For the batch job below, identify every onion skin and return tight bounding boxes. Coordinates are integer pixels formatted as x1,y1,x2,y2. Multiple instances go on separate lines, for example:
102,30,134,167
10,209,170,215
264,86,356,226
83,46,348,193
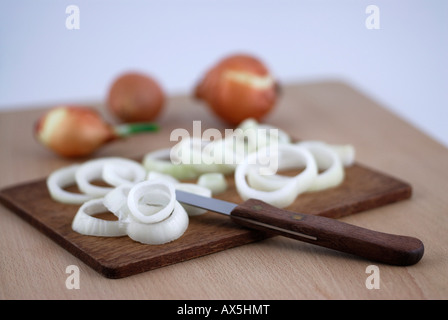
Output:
107,72,165,123
194,54,278,125
35,106,115,158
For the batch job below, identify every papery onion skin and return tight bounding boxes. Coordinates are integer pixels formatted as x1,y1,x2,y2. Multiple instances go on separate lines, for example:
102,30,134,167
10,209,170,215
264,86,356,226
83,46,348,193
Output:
35,106,115,158
194,54,278,125
35,105,159,158
107,72,165,123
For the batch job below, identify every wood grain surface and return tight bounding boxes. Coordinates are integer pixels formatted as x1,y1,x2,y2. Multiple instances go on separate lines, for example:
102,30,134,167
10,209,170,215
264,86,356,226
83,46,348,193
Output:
0,162,411,278
1,81,447,299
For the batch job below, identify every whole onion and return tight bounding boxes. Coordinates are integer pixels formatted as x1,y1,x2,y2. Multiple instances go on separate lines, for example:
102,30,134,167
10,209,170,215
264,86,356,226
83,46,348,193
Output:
194,54,279,125
35,105,158,158
107,72,165,123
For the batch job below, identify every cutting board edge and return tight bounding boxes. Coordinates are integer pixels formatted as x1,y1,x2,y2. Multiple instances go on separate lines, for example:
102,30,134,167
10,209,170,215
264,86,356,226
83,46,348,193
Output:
0,184,270,279
101,230,270,279
0,162,414,279
318,181,412,219
0,189,109,276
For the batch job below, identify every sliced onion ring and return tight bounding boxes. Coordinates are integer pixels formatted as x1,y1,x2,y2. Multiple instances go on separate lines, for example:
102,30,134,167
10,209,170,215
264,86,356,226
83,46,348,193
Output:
102,160,146,187
127,180,176,224
46,164,93,204
142,148,199,180
235,144,318,208
103,183,133,221
294,141,355,168
146,171,212,216
71,198,127,237
147,171,180,185
75,157,142,197
297,141,344,191
248,142,344,193
197,172,228,195
329,144,355,167
126,201,189,245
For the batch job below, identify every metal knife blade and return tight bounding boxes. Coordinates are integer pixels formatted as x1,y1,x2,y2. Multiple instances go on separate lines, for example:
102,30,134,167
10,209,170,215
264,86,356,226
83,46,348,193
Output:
175,190,237,215
176,189,317,240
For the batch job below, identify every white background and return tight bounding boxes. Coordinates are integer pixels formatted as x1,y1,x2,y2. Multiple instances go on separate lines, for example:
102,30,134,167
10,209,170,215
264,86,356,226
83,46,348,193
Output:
0,0,447,147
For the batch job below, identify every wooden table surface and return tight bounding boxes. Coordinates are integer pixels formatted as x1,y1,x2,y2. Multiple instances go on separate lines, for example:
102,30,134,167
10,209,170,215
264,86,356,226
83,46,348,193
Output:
1,81,447,299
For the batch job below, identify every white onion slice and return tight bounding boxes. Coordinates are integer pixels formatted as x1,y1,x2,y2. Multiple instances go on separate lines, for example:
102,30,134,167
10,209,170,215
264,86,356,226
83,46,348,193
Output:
127,180,176,224
329,144,356,167
102,160,146,187
71,198,127,237
103,183,133,221
248,142,345,193
75,157,141,197
173,137,236,175
295,142,344,191
142,148,199,180
147,171,180,185
175,183,212,216
46,164,94,204
236,118,291,153
237,118,259,132
235,144,318,208
147,171,212,215
294,141,355,167
55,122,355,245
127,201,189,245
257,124,291,145
197,173,228,195
246,167,289,192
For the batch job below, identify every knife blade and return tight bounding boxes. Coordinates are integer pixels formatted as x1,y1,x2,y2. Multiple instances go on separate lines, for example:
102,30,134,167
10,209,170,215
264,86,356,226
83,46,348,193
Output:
175,190,424,266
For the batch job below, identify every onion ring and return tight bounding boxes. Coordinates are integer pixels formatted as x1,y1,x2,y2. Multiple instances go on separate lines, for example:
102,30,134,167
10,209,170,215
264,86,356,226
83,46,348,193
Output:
46,164,93,204
197,172,228,195
235,144,317,208
102,160,146,187
142,148,199,180
75,157,143,197
295,141,344,191
71,198,127,237
126,201,189,245
147,171,180,185
103,183,133,221
127,180,176,224
248,142,344,193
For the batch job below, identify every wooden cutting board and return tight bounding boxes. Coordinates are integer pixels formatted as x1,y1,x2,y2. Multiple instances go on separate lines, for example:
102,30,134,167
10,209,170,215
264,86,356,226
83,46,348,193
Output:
0,161,411,279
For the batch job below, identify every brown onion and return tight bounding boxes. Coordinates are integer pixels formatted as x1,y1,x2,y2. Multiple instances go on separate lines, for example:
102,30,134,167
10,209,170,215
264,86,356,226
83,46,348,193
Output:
107,72,165,123
194,54,278,125
35,105,158,158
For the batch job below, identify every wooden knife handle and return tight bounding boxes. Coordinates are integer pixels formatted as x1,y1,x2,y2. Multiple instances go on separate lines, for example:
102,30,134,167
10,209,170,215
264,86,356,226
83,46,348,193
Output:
231,199,424,266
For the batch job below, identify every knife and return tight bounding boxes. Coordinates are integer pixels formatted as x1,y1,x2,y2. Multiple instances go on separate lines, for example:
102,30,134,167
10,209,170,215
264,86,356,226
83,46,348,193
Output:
175,190,424,266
